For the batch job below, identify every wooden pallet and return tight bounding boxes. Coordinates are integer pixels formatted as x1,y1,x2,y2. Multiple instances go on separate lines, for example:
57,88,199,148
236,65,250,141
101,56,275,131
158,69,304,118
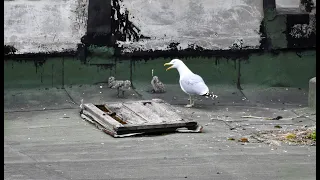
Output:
80,99,202,137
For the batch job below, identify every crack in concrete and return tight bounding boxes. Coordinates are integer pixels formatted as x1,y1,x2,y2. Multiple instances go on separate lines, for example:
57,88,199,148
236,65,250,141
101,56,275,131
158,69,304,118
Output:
62,88,78,106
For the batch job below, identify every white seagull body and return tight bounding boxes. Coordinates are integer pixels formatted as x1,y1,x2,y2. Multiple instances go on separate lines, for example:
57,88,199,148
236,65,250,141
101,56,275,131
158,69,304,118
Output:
164,59,217,107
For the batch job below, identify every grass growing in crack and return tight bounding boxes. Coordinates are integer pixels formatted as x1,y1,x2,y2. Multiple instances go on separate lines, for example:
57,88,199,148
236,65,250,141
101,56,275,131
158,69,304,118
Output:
307,130,316,140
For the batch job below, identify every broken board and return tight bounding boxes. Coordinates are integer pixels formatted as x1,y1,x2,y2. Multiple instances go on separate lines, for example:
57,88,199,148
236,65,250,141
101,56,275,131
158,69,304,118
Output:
80,99,203,137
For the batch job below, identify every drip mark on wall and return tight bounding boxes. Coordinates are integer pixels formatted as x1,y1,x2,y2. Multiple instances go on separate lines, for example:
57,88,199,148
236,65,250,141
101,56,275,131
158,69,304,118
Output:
111,0,150,43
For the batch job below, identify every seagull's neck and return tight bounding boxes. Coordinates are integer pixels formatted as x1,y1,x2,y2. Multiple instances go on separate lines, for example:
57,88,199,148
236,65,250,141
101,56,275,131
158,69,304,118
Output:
176,63,193,77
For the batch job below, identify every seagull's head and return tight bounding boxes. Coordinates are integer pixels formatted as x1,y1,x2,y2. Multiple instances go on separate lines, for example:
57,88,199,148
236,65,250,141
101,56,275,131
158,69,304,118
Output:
164,59,183,71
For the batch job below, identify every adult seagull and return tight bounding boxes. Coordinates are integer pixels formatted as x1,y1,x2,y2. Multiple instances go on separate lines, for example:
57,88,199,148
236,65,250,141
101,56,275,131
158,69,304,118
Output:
164,59,218,108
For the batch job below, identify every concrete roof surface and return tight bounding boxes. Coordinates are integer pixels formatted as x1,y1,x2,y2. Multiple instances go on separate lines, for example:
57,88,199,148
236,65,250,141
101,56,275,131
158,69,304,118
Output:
4,83,316,180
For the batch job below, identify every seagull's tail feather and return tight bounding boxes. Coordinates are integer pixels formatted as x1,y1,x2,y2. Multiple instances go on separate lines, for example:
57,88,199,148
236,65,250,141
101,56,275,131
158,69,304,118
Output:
201,92,218,99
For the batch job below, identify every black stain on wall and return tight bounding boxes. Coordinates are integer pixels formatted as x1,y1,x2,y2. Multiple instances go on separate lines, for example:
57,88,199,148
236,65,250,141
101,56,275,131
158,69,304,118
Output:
34,59,46,74
118,48,257,61
77,43,88,64
4,45,17,56
111,0,150,43
167,42,181,51
81,0,150,47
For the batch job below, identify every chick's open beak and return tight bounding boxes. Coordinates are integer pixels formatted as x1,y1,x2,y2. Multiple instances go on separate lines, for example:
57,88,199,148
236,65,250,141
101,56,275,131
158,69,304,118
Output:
164,63,173,71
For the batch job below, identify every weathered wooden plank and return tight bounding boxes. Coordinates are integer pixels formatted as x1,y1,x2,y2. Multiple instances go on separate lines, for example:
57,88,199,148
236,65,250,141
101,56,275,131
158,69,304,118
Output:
117,122,198,135
105,103,148,125
123,102,162,123
82,103,123,129
122,102,165,124
122,121,197,129
146,100,183,122
80,113,117,137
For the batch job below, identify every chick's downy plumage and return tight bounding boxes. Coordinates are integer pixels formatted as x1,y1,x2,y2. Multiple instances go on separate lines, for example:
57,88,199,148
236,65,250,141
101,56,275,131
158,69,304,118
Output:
107,76,132,97
151,76,166,93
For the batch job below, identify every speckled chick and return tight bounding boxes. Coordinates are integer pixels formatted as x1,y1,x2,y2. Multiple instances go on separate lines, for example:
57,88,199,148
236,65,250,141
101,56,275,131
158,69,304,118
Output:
151,76,166,93
107,76,131,97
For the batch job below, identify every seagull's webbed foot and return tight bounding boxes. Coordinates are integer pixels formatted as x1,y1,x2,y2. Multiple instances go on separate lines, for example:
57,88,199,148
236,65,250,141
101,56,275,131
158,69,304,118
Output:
185,104,194,108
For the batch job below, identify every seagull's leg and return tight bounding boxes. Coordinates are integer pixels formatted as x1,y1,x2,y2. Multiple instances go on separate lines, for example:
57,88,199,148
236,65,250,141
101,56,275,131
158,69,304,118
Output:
191,95,195,106
185,95,193,108
122,90,125,97
117,88,120,97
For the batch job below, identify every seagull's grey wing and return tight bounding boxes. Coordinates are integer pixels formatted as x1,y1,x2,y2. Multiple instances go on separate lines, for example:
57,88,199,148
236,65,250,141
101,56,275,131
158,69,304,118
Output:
180,74,209,95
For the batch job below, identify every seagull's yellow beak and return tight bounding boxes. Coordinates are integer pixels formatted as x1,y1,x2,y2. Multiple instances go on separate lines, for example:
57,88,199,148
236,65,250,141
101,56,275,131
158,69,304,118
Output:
164,63,173,71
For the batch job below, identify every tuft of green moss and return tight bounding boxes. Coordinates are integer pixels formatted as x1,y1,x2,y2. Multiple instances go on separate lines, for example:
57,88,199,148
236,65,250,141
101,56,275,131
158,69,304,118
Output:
308,131,316,140
286,133,296,139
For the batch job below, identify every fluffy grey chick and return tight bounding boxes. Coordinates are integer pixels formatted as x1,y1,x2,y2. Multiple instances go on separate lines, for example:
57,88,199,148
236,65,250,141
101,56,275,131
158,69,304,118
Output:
118,80,131,97
151,76,166,93
107,76,131,97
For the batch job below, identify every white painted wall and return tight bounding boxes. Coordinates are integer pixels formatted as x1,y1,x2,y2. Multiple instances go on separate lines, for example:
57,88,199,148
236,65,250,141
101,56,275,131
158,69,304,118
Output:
4,0,88,54
117,0,264,52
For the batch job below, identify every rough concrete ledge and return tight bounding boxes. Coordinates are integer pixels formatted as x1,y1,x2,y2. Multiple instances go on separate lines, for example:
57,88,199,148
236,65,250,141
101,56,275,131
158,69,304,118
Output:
308,77,316,110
